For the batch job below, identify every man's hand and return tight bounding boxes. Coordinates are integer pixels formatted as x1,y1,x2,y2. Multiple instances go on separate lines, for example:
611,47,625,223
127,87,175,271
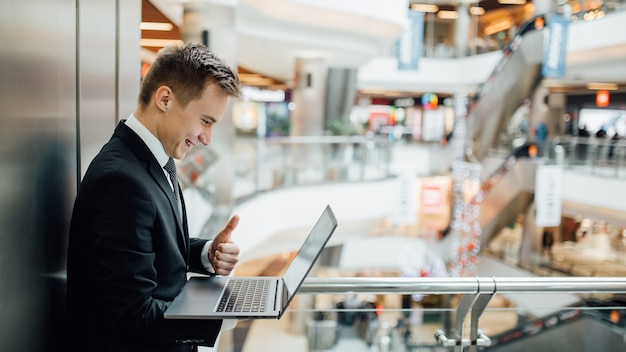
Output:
209,215,240,276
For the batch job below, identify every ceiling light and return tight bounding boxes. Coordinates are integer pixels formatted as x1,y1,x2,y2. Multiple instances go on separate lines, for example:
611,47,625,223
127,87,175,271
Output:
469,6,485,15
484,18,512,35
438,10,459,20
360,89,391,96
410,4,439,13
140,39,184,48
140,22,174,31
238,73,264,79
241,77,276,85
549,87,570,93
587,82,618,90
498,0,527,4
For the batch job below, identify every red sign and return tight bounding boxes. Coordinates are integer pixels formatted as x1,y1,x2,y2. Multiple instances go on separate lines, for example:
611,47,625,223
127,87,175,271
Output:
596,90,610,107
422,184,444,214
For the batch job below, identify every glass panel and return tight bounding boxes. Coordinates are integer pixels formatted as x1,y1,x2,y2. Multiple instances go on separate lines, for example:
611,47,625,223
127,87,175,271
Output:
182,135,393,201
221,292,626,351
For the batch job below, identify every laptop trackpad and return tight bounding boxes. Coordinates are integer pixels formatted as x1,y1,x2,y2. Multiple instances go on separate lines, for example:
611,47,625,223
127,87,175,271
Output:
165,276,229,319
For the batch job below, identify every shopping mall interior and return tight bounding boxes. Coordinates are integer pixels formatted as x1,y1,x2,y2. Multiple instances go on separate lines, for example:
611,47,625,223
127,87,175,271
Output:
2,0,626,351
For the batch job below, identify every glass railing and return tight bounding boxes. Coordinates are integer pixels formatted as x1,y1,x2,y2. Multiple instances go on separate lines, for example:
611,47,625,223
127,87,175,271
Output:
236,135,393,192
230,134,626,197
544,136,626,178
179,132,626,210
486,136,626,178
224,276,626,352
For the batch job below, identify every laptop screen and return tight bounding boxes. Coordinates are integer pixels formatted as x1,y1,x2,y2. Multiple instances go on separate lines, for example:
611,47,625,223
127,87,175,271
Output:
281,205,337,308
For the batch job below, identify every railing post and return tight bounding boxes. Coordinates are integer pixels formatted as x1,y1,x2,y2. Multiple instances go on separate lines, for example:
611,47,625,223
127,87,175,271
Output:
433,276,494,351
454,293,478,351
468,277,496,351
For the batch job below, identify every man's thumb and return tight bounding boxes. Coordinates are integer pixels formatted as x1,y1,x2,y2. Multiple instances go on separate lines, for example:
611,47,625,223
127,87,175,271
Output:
220,215,239,241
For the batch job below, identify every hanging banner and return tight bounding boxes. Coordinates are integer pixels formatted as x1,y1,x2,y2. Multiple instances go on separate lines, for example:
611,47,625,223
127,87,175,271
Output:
421,107,445,142
393,171,417,225
542,14,569,78
397,10,424,71
535,165,563,227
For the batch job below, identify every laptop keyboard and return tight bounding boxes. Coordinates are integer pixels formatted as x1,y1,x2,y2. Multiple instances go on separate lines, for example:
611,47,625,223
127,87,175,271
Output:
216,278,271,313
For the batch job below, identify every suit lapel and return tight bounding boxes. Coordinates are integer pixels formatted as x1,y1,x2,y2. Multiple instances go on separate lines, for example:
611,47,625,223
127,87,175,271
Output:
114,121,189,257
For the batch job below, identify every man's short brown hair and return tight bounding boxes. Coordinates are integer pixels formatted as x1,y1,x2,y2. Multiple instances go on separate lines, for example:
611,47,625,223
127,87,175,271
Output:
139,43,241,108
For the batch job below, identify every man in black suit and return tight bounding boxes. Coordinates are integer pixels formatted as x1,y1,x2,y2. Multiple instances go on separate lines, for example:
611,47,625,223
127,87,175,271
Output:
67,43,241,352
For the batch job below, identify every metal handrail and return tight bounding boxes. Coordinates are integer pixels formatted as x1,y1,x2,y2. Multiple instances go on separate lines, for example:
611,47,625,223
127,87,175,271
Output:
300,276,626,351
300,277,480,294
300,276,626,295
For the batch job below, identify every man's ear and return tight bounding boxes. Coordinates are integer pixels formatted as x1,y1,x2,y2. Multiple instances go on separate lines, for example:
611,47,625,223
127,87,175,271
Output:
155,86,172,112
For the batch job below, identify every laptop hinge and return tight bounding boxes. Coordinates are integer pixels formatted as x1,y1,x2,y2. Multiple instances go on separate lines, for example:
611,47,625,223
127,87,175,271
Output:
281,280,288,309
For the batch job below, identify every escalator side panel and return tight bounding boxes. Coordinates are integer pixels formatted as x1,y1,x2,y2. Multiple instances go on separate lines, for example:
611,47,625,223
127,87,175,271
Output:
481,191,533,246
479,159,537,244
485,314,626,352
471,29,545,159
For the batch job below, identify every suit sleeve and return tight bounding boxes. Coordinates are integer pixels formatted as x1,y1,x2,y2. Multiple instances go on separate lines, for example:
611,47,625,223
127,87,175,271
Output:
189,238,216,274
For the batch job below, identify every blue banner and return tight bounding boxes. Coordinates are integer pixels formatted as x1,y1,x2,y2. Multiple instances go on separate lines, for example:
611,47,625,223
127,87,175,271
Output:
542,14,569,78
397,10,424,71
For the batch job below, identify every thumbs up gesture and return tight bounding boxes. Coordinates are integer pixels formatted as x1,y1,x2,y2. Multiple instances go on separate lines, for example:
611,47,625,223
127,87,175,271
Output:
209,215,241,276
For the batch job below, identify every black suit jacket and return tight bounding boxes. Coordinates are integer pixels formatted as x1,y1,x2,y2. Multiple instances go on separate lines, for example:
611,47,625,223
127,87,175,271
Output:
67,121,222,352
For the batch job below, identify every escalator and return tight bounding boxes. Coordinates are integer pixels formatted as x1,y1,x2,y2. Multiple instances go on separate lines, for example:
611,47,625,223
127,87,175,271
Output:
455,145,626,350
434,144,539,256
438,147,538,278
467,138,626,251
467,16,546,161
433,13,626,349
477,151,537,245
446,13,626,244
484,298,626,351
432,18,548,241
463,11,626,161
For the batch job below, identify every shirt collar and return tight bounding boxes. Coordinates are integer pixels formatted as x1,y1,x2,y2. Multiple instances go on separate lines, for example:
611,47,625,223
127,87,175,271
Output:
125,114,170,168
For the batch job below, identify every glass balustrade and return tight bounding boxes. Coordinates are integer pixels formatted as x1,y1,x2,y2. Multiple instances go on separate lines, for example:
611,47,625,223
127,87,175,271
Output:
222,276,626,352
486,136,626,178
180,134,394,201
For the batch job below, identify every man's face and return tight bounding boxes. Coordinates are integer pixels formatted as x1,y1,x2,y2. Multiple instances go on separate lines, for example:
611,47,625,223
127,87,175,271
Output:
159,83,229,160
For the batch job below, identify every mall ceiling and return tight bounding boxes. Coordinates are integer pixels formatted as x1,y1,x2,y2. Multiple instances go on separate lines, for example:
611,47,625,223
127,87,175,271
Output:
142,0,626,95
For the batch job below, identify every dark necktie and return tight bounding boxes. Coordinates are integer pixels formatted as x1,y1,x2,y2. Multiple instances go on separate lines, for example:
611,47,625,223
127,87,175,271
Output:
164,157,182,217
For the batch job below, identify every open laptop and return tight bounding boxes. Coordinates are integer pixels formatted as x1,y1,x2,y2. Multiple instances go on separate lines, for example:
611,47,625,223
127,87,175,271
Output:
164,205,337,320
